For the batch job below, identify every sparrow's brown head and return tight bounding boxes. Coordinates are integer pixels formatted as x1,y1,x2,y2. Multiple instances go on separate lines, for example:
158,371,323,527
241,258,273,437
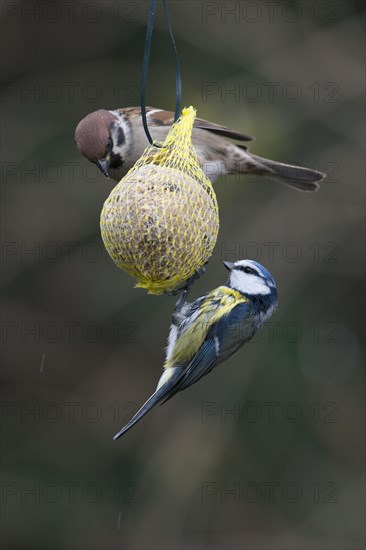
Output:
75,109,117,177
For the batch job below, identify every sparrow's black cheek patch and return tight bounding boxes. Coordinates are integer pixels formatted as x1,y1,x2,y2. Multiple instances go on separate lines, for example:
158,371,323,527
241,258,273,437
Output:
110,154,123,169
116,126,125,146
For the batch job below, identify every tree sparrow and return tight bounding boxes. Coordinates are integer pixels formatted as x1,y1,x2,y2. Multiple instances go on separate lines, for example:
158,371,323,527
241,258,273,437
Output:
75,107,325,191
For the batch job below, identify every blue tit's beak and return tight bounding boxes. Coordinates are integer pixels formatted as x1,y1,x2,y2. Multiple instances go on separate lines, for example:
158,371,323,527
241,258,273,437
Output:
223,261,234,271
97,156,110,178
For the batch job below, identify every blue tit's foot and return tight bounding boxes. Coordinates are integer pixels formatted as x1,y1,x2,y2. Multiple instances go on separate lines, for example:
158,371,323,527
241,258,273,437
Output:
165,265,207,298
171,267,206,321
184,265,206,293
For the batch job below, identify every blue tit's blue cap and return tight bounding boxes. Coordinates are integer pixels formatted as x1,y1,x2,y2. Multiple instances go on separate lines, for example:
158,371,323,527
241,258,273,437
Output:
248,260,276,286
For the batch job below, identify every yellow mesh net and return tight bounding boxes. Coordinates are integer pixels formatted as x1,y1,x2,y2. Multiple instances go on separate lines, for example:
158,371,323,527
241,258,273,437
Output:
100,106,219,294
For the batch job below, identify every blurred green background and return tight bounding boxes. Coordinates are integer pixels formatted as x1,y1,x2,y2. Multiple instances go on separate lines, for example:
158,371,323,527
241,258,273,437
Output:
1,1,365,549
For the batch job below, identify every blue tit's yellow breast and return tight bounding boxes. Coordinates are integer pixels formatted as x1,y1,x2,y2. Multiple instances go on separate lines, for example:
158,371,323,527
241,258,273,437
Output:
165,286,248,368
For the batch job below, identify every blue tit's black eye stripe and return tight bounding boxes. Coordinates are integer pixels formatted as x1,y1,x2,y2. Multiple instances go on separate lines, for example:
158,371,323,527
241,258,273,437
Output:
236,265,258,275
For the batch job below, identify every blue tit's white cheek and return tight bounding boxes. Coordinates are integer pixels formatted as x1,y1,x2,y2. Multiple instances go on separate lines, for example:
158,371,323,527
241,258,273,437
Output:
230,270,270,295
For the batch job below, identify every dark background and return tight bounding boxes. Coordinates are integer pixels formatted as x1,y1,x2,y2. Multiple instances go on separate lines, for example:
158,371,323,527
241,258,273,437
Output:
1,1,365,549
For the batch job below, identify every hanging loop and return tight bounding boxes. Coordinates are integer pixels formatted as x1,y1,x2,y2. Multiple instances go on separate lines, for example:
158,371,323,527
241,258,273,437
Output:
140,0,182,145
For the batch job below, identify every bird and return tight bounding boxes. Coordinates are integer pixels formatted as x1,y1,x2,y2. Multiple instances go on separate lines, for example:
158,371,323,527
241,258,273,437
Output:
113,258,278,439
75,106,325,191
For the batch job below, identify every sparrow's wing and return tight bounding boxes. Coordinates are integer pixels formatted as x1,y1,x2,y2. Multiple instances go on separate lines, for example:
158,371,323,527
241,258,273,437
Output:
131,107,255,143
193,118,254,143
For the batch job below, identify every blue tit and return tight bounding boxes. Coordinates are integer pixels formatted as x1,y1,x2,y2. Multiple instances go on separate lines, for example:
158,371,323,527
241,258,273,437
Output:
113,259,278,440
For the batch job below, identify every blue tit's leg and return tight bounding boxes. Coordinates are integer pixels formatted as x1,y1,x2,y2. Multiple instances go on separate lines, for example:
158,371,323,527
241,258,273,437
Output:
171,264,208,323
173,289,189,316
186,265,206,289
164,265,207,298
171,288,190,326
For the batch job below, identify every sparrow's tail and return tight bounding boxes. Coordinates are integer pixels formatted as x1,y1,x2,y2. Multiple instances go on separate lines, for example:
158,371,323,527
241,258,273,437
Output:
234,147,326,192
113,367,182,440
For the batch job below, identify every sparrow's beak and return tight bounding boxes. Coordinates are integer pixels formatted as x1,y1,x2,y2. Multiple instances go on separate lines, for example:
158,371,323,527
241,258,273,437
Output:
223,261,234,271
97,156,110,178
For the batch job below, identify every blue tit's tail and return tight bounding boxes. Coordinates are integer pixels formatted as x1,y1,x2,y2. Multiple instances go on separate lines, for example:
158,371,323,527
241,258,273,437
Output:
113,367,182,440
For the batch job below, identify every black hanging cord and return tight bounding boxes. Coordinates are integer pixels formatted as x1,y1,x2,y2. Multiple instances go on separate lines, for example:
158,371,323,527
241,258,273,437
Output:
140,0,156,145
162,0,182,122
140,0,182,145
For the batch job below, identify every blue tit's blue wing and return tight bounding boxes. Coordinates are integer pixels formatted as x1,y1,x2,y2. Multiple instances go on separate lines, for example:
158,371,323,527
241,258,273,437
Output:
212,299,256,357
162,300,252,401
